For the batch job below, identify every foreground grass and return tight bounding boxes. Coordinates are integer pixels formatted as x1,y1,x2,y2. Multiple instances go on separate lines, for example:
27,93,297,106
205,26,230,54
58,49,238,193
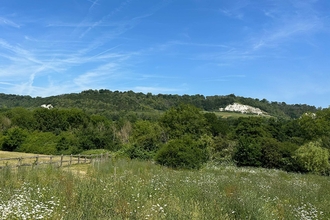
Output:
1,159,329,219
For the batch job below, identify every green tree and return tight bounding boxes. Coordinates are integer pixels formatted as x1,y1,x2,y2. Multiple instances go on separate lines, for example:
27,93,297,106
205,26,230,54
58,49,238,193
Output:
234,117,271,139
20,131,58,155
294,141,330,175
208,136,236,165
125,120,164,160
233,137,262,167
1,127,27,151
260,138,282,169
0,115,11,132
204,113,229,136
56,131,80,155
131,120,164,152
5,107,35,130
155,135,208,169
159,104,209,140
278,141,300,172
33,108,69,132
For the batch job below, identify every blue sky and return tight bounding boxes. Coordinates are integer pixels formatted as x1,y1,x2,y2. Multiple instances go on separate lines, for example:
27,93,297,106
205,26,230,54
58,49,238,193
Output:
0,0,329,107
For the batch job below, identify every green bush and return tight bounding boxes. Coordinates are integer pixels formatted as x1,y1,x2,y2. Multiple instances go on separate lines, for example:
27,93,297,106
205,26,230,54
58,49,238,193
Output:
1,127,27,151
294,141,330,175
155,135,207,169
278,141,300,172
260,138,282,169
56,132,80,155
207,136,236,165
19,131,58,155
233,137,262,167
124,143,155,160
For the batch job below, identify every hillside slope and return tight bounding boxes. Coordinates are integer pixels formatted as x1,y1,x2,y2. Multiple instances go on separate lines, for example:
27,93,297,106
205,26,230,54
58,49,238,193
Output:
0,89,318,118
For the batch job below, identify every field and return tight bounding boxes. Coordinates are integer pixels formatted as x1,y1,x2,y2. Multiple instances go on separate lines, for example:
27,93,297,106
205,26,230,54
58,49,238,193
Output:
1,151,329,220
0,151,91,168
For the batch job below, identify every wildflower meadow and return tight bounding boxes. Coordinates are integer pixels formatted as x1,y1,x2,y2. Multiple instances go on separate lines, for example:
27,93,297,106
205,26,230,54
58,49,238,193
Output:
1,158,329,219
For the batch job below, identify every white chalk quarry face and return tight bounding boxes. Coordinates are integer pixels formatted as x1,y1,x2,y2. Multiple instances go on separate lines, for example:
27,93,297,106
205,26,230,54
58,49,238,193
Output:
40,104,53,109
219,103,264,115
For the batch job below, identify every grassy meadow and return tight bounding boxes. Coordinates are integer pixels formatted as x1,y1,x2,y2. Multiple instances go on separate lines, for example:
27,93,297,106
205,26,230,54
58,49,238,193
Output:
1,155,329,220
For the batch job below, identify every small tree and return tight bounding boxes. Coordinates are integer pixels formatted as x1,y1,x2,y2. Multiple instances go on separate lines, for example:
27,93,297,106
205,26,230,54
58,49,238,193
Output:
294,141,330,175
159,104,209,140
233,137,262,167
2,127,27,151
155,135,207,169
260,138,282,169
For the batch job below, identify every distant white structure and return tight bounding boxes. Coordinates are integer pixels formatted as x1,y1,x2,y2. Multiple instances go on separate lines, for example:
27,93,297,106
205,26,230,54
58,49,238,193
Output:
41,104,54,109
301,112,316,119
220,103,264,115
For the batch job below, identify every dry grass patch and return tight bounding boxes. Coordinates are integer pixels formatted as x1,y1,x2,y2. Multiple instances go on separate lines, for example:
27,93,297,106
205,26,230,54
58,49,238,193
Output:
0,150,88,167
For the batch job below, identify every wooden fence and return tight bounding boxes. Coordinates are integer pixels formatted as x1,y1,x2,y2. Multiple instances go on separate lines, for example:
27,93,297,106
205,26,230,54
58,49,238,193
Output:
0,153,109,169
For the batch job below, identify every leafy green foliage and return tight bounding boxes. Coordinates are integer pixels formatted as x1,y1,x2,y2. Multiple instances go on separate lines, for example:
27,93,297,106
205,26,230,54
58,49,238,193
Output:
56,132,80,155
234,117,271,139
260,138,282,169
204,113,230,136
4,107,35,130
207,136,235,165
160,104,209,140
1,127,27,151
19,131,58,155
155,135,208,169
233,137,262,167
0,90,329,175
131,120,163,152
294,141,330,175
0,90,317,119
125,120,164,160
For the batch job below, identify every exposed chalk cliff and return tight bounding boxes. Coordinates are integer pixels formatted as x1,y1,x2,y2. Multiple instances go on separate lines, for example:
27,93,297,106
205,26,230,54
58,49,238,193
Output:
219,103,265,115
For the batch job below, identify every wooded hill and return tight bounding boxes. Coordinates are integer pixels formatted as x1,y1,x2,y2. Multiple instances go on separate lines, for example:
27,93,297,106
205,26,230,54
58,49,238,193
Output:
0,89,318,119
0,89,329,175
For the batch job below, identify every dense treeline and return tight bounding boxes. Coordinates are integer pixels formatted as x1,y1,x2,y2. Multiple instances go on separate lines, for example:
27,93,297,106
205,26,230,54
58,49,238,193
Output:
0,103,329,175
0,89,319,119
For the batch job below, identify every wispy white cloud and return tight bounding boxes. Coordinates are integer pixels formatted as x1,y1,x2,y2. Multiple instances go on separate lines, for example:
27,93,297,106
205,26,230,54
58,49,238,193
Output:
219,0,250,20
88,0,100,10
0,17,20,28
251,14,322,50
73,62,119,87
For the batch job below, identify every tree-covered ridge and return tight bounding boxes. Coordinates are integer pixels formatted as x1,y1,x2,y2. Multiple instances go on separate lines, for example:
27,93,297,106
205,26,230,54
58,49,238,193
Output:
0,103,329,174
0,89,318,119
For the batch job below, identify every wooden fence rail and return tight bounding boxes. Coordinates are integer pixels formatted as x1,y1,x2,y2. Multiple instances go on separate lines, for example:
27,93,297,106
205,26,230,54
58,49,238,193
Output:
0,153,109,169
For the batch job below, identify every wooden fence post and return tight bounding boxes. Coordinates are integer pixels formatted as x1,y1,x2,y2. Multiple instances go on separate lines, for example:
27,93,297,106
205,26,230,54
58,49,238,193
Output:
50,156,52,165
60,154,63,167
34,155,39,166
18,157,22,167
70,154,72,166
78,154,80,164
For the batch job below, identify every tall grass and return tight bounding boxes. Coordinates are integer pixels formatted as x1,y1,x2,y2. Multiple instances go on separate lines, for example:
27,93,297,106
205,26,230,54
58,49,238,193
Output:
1,159,329,219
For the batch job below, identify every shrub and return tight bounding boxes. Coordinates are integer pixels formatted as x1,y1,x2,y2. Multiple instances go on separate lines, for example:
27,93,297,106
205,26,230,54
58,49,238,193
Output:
155,135,207,169
207,136,235,165
294,141,330,175
19,131,58,155
278,141,300,172
233,137,262,167
124,143,155,160
260,138,282,169
1,127,27,151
